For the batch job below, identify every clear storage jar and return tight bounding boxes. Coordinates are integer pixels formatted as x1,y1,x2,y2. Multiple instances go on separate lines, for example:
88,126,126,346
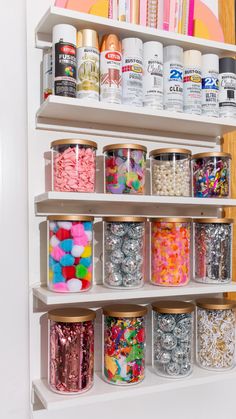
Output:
103,143,147,194
152,301,195,378
47,215,94,293
48,308,95,394
196,298,236,371
150,148,191,196
51,139,97,192
103,304,147,385
194,218,233,284
192,152,231,198
151,218,191,286
103,216,146,289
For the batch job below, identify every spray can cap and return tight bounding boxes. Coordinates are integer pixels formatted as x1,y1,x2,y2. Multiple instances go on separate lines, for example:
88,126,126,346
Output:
77,29,99,49
101,34,121,52
122,38,143,55
52,24,77,46
219,57,235,73
164,45,183,62
184,50,202,67
202,54,219,73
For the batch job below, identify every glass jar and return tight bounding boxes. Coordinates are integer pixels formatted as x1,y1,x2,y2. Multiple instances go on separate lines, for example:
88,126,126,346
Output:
194,218,233,284
103,143,147,194
47,215,94,293
192,152,231,198
152,301,195,378
151,218,191,286
196,298,236,371
103,217,146,289
103,304,147,385
48,308,95,394
51,139,97,192
150,148,191,196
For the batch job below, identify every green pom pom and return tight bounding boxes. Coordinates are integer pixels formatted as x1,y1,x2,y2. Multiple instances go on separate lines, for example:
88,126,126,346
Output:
107,176,114,182
76,264,88,279
118,176,126,185
132,180,140,190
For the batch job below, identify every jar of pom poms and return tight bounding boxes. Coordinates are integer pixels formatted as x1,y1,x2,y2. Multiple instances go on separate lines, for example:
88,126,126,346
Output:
192,152,231,198
48,308,95,394
51,139,97,192
47,215,94,293
103,143,147,194
103,304,147,385
103,216,146,289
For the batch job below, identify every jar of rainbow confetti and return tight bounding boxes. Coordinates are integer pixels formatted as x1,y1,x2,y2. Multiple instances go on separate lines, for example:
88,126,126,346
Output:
151,218,191,286
192,152,231,198
196,298,236,371
48,308,95,394
103,143,147,194
103,304,147,385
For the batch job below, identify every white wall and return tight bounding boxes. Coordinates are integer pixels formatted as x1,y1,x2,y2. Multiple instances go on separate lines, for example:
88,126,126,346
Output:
0,1,29,419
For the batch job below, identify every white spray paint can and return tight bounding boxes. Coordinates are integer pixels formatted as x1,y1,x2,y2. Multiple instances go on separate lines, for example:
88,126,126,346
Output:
183,49,202,115
143,41,163,109
219,57,236,118
163,45,184,112
43,48,52,101
202,54,219,117
122,37,143,107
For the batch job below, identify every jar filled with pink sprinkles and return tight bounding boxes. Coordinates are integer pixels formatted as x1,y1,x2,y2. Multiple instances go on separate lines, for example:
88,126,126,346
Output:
51,139,97,192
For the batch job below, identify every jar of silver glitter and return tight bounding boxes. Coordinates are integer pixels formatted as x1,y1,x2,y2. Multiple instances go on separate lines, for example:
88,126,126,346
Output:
196,298,236,371
194,218,233,284
152,301,195,378
103,216,146,289
150,148,191,196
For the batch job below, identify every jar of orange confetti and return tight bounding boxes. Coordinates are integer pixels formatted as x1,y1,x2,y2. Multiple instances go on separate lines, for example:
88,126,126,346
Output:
150,218,191,286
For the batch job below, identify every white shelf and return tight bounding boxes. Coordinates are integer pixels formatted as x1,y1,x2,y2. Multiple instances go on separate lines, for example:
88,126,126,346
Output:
36,95,236,140
33,282,236,306
35,192,236,217
36,6,236,58
33,366,236,410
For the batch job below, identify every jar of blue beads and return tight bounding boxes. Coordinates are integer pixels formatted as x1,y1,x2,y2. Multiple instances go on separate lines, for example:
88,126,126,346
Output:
47,215,94,293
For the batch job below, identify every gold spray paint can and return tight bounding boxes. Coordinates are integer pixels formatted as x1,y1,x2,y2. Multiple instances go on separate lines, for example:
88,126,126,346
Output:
77,29,100,100
100,34,122,104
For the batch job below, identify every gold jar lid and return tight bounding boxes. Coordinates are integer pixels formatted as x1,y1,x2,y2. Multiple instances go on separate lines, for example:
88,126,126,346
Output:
47,215,94,221
103,304,147,318
48,308,96,322
196,298,236,310
77,29,99,49
151,217,192,223
103,143,147,153
152,301,195,314
149,148,191,157
51,139,97,149
104,216,146,222
192,152,232,159
194,218,233,224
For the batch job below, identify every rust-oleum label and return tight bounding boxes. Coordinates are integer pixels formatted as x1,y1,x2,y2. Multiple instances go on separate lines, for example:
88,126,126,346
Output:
54,42,76,97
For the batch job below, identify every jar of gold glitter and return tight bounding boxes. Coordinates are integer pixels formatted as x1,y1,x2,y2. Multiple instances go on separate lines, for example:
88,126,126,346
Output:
196,298,236,371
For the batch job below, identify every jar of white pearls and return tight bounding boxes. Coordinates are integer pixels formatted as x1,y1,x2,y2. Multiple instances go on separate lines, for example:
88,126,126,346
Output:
150,148,192,197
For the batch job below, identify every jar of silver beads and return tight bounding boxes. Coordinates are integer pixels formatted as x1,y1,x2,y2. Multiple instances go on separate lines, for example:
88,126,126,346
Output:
150,148,192,196
194,218,233,284
196,298,236,371
103,216,146,289
152,301,195,378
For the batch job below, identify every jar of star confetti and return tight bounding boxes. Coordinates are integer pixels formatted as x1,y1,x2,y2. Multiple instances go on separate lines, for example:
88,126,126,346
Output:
192,152,231,198
151,218,191,286
194,218,233,284
103,304,147,385
103,217,146,289
48,308,95,394
196,298,236,371
152,301,195,378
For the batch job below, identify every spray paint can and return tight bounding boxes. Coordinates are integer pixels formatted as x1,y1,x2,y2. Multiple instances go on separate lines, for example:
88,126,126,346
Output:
122,37,143,107
100,34,122,104
52,24,77,98
43,48,52,101
183,50,202,115
219,57,236,118
163,45,183,112
77,29,100,101
143,41,163,109
201,54,219,117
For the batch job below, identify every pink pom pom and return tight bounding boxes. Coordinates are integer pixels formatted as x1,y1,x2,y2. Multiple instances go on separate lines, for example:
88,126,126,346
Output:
73,234,88,246
51,246,65,262
52,282,68,292
71,223,85,238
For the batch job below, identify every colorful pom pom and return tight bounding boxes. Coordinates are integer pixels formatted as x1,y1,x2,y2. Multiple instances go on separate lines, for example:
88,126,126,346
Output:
56,228,71,241
71,223,85,238
81,245,92,258
60,254,75,267
67,278,83,292
80,257,92,268
76,264,88,279
59,239,73,252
